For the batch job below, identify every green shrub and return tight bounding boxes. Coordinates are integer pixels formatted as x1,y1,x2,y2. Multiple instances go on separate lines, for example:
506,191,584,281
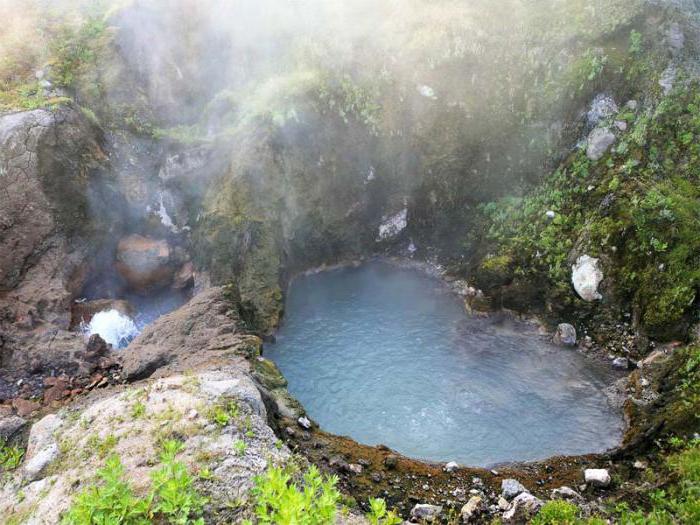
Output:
532,500,579,525
250,464,340,524
62,440,205,525
615,439,700,524
61,455,150,525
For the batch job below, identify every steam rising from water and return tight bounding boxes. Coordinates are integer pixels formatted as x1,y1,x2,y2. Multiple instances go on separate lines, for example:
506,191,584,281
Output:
83,309,140,349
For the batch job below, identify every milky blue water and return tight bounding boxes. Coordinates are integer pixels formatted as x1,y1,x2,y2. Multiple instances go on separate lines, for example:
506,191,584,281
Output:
265,261,622,466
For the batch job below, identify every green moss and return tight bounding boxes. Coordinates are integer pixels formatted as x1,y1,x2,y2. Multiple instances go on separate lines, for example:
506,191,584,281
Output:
252,358,288,390
475,81,700,337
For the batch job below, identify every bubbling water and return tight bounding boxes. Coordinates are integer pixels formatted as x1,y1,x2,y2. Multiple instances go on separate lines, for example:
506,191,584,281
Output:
83,309,140,349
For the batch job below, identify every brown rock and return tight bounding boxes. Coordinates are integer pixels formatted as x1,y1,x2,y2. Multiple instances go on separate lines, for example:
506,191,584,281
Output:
43,385,68,404
12,398,40,416
115,235,174,293
172,261,194,289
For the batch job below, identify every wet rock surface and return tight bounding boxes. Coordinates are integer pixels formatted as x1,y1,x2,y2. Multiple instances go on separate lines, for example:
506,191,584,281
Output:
115,234,176,292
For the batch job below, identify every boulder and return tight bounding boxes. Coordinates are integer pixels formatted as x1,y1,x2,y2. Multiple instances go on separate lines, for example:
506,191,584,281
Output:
444,461,459,472
23,414,62,481
172,261,194,289
612,357,630,370
410,503,442,522
587,94,618,126
572,255,603,302
584,468,611,487
502,492,543,522
501,478,527,499
553,323,577,346
115,234,174,292
551,486,583,502
586,128,616,161
120,287,260,380
377,208,408,241
461,495,486,522
0,415,27,441
12,398,40,417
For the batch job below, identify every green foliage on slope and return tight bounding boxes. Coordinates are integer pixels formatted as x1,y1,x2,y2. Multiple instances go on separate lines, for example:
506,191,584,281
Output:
475,80,700,338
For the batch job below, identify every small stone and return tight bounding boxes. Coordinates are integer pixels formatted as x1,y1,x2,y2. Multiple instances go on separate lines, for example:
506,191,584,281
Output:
410,503,442,522
285,426,296,437
347,463,363,475
461,495,485,522
12,398,40,417
612,357,630,370
633,460,648,470
444,461,459,472
187,409,198,420
297,416,311,429
584,468,611,488
553,323,577,346
501,478,527,499
615,121,627,131
545,210,556,220
497,497,510,510
384,454,398,469
551,486,583,502
371,472,382,483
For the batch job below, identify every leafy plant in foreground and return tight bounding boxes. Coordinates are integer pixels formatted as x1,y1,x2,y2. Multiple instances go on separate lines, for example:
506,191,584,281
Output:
250,464,340,524
0,440,24,470
62,439,205,525
366,498,402,525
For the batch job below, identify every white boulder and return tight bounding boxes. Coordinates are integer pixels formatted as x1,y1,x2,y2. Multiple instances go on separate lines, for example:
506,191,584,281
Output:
23,414,62,481
410,503,443,522
586,128,616,161
503,492,543,522
585,468,611,487
572,255,603,301
501,478,527,499
377,208,408,241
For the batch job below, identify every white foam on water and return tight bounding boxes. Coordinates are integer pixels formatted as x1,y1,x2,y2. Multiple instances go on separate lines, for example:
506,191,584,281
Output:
83,309,140,349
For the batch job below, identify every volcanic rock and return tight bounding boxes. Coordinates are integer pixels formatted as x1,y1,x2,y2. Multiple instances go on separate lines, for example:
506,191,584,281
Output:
115,234,174,293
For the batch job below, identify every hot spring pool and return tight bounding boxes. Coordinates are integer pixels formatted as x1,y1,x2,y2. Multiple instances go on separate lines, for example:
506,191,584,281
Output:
265,261,622,466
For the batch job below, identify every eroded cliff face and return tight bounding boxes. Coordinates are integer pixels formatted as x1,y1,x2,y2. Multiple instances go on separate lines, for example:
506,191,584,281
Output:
0,106,113,373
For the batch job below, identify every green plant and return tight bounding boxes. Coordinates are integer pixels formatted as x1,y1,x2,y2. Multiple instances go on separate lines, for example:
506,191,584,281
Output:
366,498,402,525
532,500,579,525
234,439,248,456
61,455,150,525
62,440,205,525
251,464,341,524
629,30,643,56
149,440,206,525
0,440,24,470
207,399,240,427
131,401,146,419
